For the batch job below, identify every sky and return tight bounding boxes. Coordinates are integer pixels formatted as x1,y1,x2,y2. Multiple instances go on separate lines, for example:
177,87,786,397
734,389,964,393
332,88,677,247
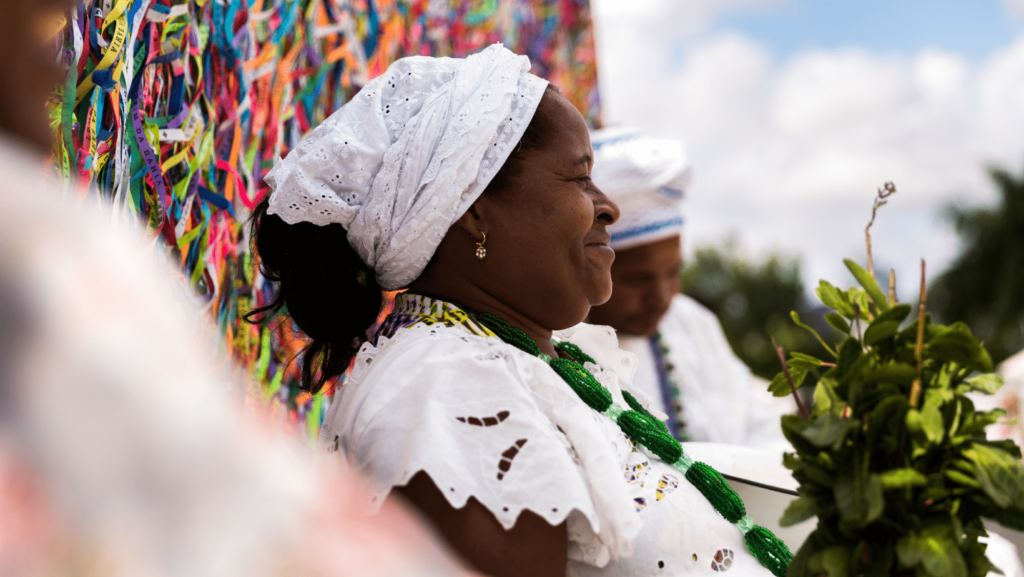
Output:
590,0,1024,303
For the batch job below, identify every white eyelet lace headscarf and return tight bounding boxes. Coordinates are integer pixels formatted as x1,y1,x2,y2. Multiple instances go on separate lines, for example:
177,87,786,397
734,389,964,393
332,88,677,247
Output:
590,127,691,251
264,44,548,290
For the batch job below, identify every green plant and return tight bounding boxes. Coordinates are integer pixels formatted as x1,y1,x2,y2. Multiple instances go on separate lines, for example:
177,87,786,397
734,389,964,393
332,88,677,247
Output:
681,240,838,381
771,184,1024,577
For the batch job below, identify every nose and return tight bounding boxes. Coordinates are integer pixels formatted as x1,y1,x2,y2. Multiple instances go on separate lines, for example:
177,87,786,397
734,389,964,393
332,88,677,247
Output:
591,183,620,226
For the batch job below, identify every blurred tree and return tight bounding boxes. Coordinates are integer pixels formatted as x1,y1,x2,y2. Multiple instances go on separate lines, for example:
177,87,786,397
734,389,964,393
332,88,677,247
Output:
930,165,1024,365
681,241,838,381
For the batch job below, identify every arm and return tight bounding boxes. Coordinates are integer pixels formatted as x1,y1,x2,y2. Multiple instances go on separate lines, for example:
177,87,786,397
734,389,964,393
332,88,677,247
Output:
396,471,568,577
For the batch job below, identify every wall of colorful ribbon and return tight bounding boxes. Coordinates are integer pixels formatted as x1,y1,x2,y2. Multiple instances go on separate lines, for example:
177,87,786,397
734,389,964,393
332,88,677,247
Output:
51,0,601,441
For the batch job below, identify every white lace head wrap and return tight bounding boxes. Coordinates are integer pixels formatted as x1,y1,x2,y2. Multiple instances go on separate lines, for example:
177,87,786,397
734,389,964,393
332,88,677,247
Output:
590,127,691,251
264,44,548,290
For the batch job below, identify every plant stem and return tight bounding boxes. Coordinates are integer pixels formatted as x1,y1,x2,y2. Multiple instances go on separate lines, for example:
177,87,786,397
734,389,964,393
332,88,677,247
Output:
888,269,897,306
910,260,927,408
865,182,897,281
773,335,810,421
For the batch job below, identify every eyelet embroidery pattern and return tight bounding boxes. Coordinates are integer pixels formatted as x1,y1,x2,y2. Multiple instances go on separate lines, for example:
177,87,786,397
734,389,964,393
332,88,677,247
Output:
625,451,650,486
711,549,735,572
264,45,548,290
656,473,680,501
497,439,528,480
633,497,648,512
456,411,510,427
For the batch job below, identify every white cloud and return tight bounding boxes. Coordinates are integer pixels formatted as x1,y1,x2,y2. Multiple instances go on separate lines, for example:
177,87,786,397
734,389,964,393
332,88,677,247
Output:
1006,0,1024,18
594,9,1024,302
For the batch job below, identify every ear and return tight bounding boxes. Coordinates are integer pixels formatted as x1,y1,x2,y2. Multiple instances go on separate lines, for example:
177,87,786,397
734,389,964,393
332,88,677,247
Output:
452,198,490,241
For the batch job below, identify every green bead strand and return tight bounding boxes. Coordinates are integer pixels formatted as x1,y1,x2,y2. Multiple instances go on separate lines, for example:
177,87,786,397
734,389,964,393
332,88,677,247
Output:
736,515,754,534
684,462,746,523
744,525,793,577
622,390,669,434
618,410,683,463
549,358,613,412
671,453,695,474
471,310,791,577
554,341,596,365
475,313,542,356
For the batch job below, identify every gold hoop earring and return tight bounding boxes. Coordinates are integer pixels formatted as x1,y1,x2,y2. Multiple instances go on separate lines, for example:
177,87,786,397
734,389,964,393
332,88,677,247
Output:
475,232,487,260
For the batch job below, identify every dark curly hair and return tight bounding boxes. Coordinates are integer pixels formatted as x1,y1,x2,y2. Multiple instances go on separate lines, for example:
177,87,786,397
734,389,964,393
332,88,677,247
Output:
248,83,560,392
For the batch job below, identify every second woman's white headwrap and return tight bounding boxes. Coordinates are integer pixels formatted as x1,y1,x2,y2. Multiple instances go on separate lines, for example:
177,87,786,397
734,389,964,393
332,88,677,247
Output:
590,127,691,251
265,44,548,290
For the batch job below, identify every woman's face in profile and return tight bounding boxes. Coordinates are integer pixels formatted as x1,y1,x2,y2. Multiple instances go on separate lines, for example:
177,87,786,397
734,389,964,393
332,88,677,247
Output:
475,92,620,330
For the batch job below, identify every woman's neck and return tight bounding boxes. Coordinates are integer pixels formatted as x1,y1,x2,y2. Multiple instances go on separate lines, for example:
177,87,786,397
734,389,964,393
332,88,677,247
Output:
407,280,558,358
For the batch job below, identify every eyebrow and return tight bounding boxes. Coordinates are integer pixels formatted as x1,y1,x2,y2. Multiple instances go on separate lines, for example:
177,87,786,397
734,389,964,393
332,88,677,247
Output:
573,154,592,166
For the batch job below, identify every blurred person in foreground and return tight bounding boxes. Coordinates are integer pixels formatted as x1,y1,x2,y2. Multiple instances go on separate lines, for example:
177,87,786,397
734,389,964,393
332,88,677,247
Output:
587,128,791,451
0,1,468,576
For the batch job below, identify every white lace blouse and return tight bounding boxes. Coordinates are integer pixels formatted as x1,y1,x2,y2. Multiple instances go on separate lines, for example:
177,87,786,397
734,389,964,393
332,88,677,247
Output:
320,294,776,576
617,295,792,450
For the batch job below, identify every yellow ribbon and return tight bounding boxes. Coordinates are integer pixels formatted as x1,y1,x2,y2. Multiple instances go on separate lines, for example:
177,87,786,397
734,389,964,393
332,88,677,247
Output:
76,0,131,105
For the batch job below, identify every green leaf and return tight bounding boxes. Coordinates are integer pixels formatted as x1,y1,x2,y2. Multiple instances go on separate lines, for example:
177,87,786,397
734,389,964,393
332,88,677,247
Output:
768,367,807,397
962,537,1000,577
863,320,901,346
958,373,1004,396
928,323,994,373
844,259,890,313
790,351,824,371
861,363,917,386
835,471,885,529
896,534,967,577
906,406,945,445
782,414,822,455
963,443,1024,509
825,312,851,333
815,545,847,577
923,387,954,411
792,310,838,357
873,303,913,325
779,494,818,527
802,411,860,448
817,280,856,318
878,468,928,489
814,377,840,416
867,395,909,444
955,408,1007,439
988,505,1024,531
836,337,863,378
846,287,872,318
944,469,981,489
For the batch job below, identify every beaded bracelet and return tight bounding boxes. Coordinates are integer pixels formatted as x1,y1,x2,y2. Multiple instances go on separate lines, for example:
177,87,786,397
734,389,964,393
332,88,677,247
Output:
475,312,792,577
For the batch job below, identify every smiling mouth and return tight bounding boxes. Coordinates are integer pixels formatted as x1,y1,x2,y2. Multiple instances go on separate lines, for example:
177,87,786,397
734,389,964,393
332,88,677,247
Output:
584,231,612,248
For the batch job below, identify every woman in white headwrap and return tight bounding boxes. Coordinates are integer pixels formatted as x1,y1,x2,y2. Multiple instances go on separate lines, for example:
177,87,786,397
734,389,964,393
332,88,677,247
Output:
251,45,789,576
587,127,791,451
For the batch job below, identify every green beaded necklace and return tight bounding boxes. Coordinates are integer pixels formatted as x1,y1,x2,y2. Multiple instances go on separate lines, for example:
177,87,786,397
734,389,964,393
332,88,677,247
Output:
474,312,792,577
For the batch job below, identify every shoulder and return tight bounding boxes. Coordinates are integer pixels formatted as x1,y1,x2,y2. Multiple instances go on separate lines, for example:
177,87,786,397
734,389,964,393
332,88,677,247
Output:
329,323,536,436
321,323,613,543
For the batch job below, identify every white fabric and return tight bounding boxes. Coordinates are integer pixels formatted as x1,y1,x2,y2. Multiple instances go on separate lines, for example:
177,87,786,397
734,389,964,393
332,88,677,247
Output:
0,136,463,577
265,44,548,290
320,294,775,575
617,295,793,451
590,127,690,251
